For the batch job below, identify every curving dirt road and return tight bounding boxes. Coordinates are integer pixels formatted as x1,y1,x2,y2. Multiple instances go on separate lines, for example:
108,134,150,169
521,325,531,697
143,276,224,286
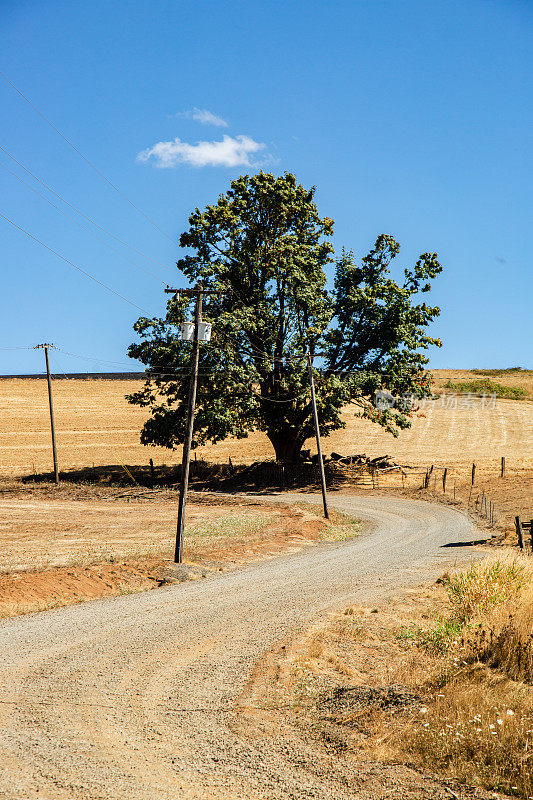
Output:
0,495,482,800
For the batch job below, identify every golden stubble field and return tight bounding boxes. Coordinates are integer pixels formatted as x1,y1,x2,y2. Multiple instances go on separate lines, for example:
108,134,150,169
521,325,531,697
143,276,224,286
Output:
0,371,531,478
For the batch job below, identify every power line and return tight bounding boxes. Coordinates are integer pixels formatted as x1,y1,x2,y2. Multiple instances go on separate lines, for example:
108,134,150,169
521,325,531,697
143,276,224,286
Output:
0,160,169,286
0,210,150,313
0,71,175,244
0,145,174,274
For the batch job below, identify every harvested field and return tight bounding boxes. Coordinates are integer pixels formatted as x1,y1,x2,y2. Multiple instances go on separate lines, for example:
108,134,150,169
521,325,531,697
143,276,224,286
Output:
0,371,531,477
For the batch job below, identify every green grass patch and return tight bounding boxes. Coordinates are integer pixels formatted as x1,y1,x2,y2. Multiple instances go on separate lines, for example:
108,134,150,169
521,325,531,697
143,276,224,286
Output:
322,518,362,542
443,378,526,399
472,367,528,376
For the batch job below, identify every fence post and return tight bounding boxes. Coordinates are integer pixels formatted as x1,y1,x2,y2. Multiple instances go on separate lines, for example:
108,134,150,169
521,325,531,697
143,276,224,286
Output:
501,457,505,478
471,462,476,486
149,458,155,479
530,520,533,553
481,490,485,516
443,468,448,494
515,516,524,550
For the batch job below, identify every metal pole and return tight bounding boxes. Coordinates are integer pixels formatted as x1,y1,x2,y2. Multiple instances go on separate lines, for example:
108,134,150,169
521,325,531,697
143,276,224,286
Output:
307,356,329,520
174,290,202,563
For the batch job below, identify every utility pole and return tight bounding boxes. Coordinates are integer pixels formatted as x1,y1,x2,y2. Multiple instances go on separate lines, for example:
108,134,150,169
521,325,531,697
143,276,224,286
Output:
34,343,59,485
307,355,329,520
164,285,218,563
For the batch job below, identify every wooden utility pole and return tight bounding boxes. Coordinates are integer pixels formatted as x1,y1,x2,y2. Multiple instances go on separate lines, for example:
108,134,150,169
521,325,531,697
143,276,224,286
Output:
307,355,329,520
165,285,220,563
35,343,59,485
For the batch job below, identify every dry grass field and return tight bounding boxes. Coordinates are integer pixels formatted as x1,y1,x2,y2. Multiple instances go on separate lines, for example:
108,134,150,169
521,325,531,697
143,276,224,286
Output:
0,370,531,478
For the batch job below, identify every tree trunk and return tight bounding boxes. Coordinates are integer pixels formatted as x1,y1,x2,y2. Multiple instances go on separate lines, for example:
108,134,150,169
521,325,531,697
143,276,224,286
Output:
267,429,305,463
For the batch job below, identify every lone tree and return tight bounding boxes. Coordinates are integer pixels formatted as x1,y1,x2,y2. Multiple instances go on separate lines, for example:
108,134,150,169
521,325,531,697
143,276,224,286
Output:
127,172,442,462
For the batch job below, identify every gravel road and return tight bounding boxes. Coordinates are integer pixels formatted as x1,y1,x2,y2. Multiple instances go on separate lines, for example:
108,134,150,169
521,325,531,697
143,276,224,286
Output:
0,495,482,800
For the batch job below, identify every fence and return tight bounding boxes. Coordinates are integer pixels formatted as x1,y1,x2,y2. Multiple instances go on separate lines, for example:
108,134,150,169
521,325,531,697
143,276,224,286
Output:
515,517,533,552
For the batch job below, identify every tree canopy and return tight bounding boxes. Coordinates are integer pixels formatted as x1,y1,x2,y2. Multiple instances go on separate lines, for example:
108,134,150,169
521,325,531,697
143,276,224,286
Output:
127,172,442,462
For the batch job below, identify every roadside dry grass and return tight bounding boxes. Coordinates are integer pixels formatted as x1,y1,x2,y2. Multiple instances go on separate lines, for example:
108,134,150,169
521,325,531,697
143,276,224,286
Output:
254,553,533,799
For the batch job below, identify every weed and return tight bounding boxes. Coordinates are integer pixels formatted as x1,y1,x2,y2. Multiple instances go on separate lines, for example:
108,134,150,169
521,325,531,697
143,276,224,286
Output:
405,673,533,798
392,556,533,797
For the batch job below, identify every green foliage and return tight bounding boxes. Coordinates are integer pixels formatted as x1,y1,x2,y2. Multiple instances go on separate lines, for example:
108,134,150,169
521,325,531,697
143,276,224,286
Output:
443,378,526,399
396,616,462,654
128,172,443,461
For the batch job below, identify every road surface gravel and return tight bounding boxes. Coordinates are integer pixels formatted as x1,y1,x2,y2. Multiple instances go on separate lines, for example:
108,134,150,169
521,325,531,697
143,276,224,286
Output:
0,494,485,800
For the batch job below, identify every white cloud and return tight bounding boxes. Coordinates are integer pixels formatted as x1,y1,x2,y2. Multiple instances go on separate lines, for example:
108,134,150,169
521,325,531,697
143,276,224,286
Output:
171,108,228,127
189,108,228,127
136,134,266,168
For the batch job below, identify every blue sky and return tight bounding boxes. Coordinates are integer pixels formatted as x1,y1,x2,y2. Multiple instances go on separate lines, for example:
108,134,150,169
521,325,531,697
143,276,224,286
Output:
1,0,532,374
